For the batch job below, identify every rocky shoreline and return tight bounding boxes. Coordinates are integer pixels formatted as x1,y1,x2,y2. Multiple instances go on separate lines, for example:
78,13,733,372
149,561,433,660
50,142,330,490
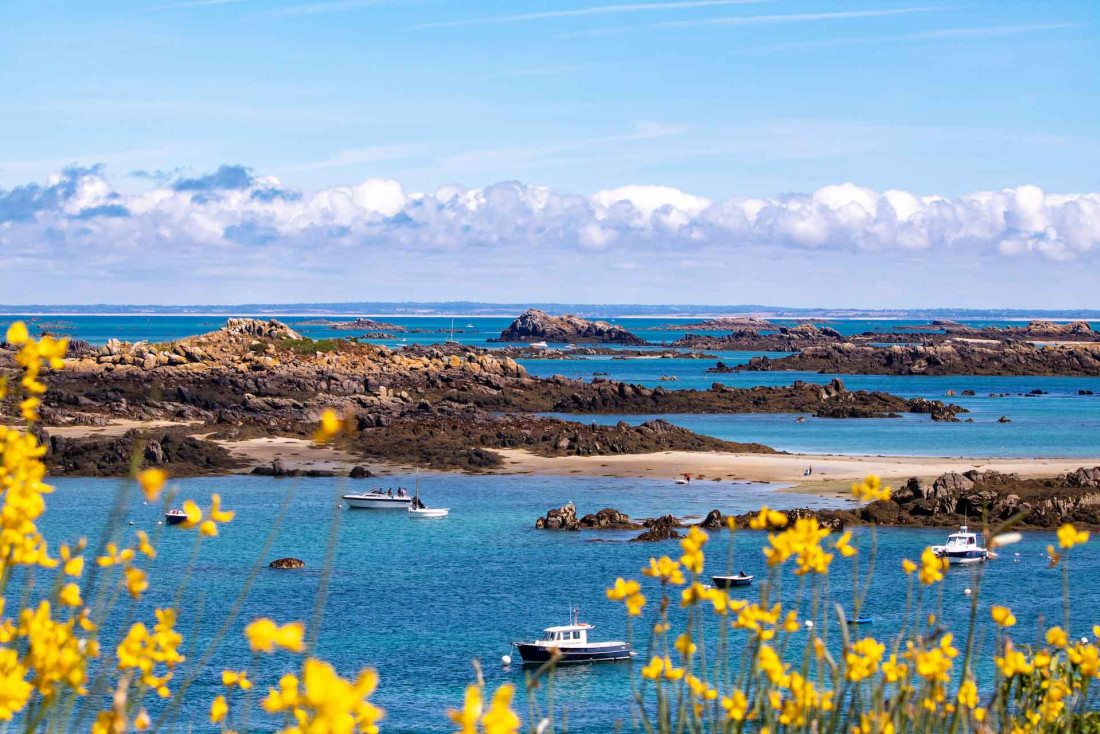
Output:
532,467,1100,539
0,318,975,477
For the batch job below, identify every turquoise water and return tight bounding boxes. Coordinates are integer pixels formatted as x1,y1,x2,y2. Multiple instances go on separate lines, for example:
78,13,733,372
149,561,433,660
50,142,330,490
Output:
524,360,1100,458
35,475,1100,732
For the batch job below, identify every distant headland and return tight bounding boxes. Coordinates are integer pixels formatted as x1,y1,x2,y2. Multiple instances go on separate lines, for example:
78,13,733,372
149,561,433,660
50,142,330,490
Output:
4,302,1100,320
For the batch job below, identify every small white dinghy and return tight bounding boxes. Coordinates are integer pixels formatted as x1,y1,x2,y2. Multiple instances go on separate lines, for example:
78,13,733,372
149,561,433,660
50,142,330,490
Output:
408,469,449,518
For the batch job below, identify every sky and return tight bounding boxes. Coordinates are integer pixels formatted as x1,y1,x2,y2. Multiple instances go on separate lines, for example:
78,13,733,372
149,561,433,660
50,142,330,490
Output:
1,0,1098,307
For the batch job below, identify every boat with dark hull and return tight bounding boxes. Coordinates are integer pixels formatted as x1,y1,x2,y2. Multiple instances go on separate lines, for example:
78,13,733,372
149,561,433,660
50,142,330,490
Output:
512,612,634,665
711,573,754,588
165,509,188,525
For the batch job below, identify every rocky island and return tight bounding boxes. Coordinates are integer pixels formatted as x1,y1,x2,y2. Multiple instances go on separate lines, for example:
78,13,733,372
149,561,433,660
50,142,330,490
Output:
490,308,647,345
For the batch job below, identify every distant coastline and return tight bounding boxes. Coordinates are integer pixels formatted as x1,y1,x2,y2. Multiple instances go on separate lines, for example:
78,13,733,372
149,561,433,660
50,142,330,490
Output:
3,302,1100,320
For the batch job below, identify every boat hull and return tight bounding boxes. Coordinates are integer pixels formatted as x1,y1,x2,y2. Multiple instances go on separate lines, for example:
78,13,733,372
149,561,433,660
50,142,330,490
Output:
712,575,754,588
164,514,187,525
942,550,987,564
512,643,633,665
408,508,449,518
343,496,412,510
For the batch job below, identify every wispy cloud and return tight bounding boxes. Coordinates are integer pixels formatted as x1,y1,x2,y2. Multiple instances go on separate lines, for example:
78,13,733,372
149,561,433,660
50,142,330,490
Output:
563,6,950,38
484,65,585,79
911,22,1081,39
152,0,245,9
414,0,766,30
258,0,389,19
280,144,425,172
737,22,1081,54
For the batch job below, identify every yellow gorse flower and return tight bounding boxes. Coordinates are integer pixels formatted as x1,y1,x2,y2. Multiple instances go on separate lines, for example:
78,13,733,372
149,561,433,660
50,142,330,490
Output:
991,605,1017,627
245,618,306,653
918,547,947,585
851,475,892,502
1057,523,1089,549
642,556,684,585
764,517,833,575
606,577,646,616
137,468,167,502
846,637,885,682
835,530,857,557
312,409,346,444
447,680,514,734
679,526,707,574
749,505,788,530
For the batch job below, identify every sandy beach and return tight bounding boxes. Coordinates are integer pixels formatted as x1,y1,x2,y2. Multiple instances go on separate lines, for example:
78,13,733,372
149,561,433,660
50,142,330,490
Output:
490,448,1100,496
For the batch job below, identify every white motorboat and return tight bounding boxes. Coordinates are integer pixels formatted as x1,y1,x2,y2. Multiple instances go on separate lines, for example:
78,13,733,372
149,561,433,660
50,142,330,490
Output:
407,469,449,518
931,525,990,564
530,341,549,349
343,488,412,510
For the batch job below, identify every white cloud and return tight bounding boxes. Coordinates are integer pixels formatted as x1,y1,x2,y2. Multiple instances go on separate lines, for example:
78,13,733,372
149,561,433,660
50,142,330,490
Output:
3,167,1100,303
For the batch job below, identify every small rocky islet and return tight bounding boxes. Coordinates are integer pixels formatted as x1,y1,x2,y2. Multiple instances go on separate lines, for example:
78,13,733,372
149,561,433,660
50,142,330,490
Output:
0,317,968,477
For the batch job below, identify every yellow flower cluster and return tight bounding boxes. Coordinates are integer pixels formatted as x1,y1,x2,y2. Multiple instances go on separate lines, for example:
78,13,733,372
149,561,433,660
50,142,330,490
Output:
116,609,185,697
606,577,645,616
763,517,833,575
261,658,385,734
447,680,519,734
851,475,892,502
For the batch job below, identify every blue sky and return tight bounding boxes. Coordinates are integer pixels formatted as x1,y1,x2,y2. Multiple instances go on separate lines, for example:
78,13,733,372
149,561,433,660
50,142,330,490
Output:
1,1,1099,306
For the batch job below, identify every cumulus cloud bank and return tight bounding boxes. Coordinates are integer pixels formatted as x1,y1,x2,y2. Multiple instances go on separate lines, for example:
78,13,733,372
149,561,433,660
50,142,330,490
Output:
3,166,1097,262
2,165,1099,303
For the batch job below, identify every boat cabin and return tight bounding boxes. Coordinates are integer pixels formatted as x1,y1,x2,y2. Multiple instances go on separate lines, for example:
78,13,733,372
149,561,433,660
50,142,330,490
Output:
540,623,593,647
945,526,980,549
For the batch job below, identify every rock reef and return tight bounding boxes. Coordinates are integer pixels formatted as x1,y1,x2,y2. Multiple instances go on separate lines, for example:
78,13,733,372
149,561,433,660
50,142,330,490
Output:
738,342,1100,377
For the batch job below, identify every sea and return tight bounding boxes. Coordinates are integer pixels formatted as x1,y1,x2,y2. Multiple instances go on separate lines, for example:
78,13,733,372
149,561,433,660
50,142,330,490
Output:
6,314,1100,731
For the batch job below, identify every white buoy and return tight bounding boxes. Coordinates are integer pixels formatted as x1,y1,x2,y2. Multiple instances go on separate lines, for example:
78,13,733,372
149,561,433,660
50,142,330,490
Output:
128,521,134,526
964,588,971,596
501,654,512,667
804,620,814,629
1083,637,1090,645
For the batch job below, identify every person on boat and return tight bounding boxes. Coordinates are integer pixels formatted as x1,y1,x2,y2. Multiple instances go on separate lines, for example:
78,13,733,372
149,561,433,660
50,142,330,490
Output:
387,488,393,498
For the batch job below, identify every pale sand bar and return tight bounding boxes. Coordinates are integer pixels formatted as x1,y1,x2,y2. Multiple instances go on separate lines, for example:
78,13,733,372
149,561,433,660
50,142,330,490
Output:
491,448,1100,497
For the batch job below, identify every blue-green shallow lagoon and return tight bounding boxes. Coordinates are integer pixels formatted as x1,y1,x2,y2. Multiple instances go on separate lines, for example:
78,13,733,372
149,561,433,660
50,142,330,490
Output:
36,475,1100,732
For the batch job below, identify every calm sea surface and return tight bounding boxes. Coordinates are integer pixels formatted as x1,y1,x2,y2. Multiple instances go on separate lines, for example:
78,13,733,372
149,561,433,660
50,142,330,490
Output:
38,475,1100,732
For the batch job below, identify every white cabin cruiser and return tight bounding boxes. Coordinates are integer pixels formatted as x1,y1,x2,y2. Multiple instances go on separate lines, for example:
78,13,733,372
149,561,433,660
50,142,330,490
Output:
931,526,990,565
343,488,412,509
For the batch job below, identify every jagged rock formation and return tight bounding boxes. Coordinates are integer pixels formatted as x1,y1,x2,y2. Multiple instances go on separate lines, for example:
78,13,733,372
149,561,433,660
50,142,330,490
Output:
737,342,1100,376
534,504,640,530
492,309,647,345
